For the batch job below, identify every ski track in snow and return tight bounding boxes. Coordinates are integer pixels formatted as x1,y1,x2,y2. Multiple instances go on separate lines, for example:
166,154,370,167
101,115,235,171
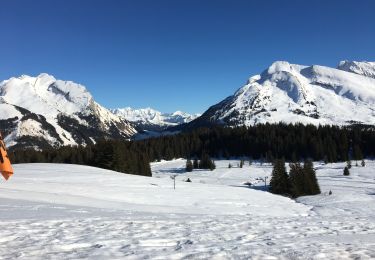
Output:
0,161,375,259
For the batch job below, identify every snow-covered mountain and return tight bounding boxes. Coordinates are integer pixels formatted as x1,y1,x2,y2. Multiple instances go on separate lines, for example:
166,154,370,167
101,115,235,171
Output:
0,73,136,149
181,61,375,129
338,61,375,79
112,107,200,131
2,60,375,148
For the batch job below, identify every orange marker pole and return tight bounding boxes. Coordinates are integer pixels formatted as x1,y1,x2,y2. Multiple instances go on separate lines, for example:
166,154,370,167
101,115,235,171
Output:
0,132,13,180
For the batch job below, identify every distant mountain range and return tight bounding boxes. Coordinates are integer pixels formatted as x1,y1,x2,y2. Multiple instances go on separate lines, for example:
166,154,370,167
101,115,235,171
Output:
1,60,374,150
111,107,200,131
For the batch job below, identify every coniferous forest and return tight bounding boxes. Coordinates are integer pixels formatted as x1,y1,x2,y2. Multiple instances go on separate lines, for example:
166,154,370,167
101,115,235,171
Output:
137,123,374,163
9,139,152,177
8,123,375,177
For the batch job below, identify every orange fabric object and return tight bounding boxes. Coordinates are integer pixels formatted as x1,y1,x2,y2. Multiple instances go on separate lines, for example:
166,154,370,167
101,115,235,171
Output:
0,133,13,181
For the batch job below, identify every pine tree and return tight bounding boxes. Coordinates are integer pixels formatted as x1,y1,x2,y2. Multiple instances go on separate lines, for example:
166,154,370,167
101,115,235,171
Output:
347,160,352,169
361,159,366,167
289,162,304,197
199,153,214,169
112,145,125,172
186,159,193,172
288,160,321,198
94,141,114,170
269,159,290,196
228,163,232,168
303,159,321,195
210,160,216,171
343,166,350,176
240,160,244,168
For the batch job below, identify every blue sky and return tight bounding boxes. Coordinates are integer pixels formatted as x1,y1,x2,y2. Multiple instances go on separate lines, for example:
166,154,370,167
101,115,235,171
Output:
1,0,374,114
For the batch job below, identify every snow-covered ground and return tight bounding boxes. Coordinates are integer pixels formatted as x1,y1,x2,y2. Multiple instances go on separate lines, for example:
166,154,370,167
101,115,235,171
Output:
0,160,374,259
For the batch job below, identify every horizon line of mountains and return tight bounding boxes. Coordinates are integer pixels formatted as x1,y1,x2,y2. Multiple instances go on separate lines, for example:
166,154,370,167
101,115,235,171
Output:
1,60,375,150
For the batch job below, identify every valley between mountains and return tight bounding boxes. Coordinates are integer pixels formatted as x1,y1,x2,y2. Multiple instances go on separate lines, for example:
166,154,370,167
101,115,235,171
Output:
1,60,375,149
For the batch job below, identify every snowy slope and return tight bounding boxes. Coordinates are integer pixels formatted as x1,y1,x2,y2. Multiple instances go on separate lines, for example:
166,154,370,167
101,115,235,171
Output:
338,60,375,79
0,163,307,216
0,74,136,149
184,61,375,128
0,161,375,259
112,107,200,131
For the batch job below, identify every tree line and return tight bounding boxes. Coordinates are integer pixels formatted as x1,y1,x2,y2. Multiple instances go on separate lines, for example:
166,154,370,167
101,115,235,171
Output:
137,123,374,163
8,123,375,177
8,139,151,176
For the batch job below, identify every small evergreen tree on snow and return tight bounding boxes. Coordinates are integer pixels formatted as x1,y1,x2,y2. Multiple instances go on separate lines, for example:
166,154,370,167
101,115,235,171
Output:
240,160,244,168
347,160,352,169
228,163,232,168
289,162,304,197
288,160,320,198
210,160,216,171
199,153,215,170
303,159,321,195
361,159,366,167
186,159,193,172
343,166,350,176
269,159,290,196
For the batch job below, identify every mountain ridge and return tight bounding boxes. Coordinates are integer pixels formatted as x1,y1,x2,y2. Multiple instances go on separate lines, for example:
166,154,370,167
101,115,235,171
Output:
0,73,136,149
112,107,200,131
2,60,375,149
173,60,375,131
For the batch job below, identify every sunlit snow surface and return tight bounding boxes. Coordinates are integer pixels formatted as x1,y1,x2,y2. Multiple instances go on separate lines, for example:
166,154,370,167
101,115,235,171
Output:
0,160,375,259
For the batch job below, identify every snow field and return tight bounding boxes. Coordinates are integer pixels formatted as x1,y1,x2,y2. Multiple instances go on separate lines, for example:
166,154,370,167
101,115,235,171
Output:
0,160,374,259
1,208,374,259
0,164,308,217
